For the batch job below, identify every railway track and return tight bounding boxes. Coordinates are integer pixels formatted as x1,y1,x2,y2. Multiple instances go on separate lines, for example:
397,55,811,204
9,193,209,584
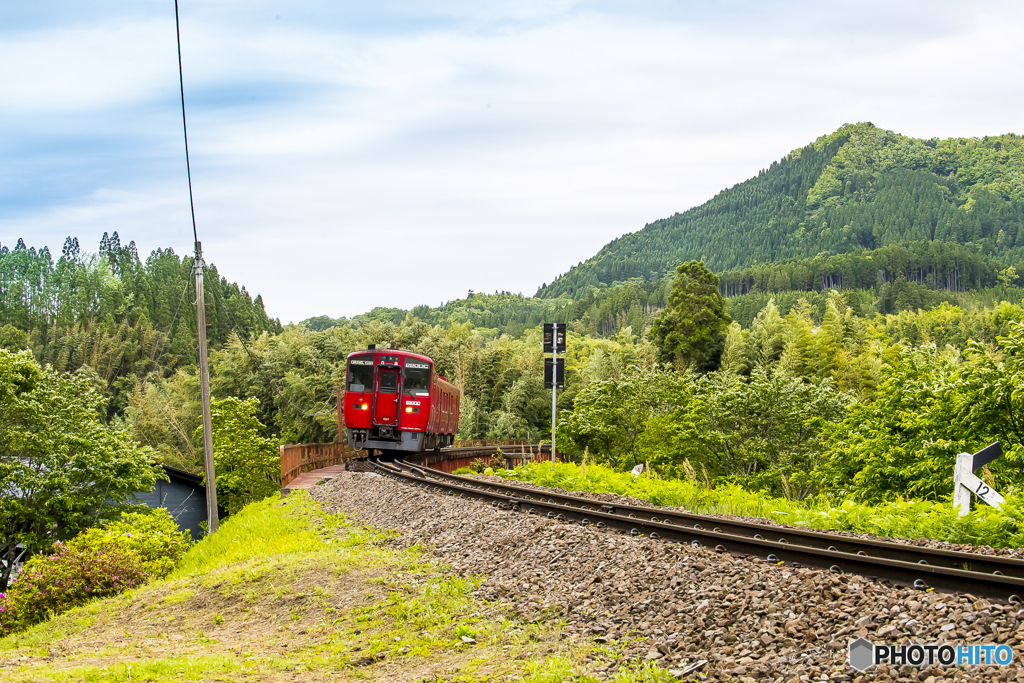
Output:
370,459,1024,602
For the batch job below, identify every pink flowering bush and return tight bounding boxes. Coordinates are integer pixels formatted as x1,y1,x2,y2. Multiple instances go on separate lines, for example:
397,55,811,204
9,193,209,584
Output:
0,509,191,636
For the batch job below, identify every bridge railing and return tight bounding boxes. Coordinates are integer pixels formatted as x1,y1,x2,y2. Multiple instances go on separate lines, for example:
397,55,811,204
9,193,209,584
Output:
280,438,562,485
413,443,561,473
280,442,359,488
451,438,534,448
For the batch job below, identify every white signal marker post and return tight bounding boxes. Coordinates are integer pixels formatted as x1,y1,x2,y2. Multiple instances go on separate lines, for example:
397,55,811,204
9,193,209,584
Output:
953,443,1004,517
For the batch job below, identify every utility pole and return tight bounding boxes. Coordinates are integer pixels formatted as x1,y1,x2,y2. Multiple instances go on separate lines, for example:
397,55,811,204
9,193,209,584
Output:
173,2,216,532
195,242,219,533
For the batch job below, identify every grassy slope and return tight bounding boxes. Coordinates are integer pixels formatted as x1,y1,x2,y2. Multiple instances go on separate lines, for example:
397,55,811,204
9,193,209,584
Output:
0,492,676,683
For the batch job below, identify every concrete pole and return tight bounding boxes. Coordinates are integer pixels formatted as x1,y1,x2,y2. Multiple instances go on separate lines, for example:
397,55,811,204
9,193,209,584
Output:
195,242,219,533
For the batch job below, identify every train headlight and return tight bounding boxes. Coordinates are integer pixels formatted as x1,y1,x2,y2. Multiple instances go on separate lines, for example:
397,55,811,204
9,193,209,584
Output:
360,403,369,410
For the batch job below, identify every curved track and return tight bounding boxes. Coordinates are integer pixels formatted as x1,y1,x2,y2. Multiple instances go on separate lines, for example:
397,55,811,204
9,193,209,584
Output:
369,459,1024,602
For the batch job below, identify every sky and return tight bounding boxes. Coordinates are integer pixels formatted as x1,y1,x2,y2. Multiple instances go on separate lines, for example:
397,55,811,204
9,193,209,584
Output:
3,1,1023,323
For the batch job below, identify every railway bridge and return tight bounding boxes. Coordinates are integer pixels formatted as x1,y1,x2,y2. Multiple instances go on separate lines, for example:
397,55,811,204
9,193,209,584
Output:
279,439,559,491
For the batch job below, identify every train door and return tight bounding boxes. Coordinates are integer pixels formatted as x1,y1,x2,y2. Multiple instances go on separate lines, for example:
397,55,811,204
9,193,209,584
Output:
373,366,401,427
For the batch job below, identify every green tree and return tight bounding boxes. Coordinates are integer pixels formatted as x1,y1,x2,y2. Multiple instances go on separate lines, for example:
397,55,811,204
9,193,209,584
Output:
720,322,750,375
815,322,1024,503
956,321,1024,468
778,298,817,379
198,397,280,516
560,368,684,468
0,350,162,591
640,369,850,496
748,298,785,367
814,344,967,501
649,261,730,371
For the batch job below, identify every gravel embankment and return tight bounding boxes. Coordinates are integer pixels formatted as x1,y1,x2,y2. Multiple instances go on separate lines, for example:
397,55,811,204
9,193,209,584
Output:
312,473,1024,682
468,474,1024,560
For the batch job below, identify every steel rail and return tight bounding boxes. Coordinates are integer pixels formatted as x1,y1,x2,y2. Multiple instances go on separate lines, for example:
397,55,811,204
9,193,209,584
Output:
369,460,1024,602
398,461,1024,581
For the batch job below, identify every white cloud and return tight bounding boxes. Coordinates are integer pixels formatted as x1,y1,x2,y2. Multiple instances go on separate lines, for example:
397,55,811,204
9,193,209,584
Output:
3,1,1024,320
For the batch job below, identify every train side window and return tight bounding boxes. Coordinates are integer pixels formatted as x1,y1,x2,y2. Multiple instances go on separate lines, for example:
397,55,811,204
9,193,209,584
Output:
347,357,373,392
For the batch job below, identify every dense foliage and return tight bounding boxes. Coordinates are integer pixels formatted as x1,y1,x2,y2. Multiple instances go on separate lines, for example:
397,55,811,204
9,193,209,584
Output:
539,123,1024,298
0,350,163,591
200,397,281,515
0,234,281,417
815,323,1024,502
717,240,1013,299
562,302,1024,502
0,509,191,636
178,320,656,450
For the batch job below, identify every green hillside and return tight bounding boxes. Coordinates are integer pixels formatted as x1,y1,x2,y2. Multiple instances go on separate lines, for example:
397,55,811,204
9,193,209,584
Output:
538,123,1024,299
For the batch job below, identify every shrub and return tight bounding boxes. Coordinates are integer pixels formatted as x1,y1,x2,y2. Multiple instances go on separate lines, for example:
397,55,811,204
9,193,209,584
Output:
0,509,191,636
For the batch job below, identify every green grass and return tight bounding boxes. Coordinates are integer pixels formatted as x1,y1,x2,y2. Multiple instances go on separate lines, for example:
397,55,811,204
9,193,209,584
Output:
501,461,1024,549
2,490,688,682
171,493,335,578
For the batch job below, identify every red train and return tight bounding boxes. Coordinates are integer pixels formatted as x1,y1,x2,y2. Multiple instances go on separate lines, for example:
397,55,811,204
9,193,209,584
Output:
342,345,460,455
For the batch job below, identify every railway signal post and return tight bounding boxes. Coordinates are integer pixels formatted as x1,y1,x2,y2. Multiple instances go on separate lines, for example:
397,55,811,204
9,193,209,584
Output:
543,323,565,461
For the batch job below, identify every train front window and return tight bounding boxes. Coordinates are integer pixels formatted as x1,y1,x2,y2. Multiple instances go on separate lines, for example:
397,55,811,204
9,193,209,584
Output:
378,368,399,393
347,357,373,392
404,362,431,396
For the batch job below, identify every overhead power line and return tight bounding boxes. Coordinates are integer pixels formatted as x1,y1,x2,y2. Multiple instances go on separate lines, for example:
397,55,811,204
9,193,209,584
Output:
174,0,199,246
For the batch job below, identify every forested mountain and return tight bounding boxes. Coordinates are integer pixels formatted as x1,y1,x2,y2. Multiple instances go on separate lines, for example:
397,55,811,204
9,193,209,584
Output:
538,123,1024,299
303,282,675,340
0,234,282,416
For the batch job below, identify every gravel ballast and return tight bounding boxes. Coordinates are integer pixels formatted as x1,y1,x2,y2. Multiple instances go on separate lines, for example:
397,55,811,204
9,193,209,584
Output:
311,473,1024,682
